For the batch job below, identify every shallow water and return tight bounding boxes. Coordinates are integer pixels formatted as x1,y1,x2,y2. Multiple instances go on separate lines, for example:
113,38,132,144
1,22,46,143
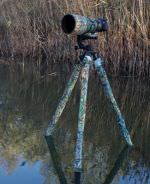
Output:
0,64,150,184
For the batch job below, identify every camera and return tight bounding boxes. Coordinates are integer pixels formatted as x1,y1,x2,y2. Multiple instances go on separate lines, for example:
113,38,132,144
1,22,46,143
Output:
61,14,108,35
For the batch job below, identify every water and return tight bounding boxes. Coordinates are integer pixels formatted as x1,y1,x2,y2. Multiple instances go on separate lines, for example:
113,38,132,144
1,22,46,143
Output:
0,63,150,184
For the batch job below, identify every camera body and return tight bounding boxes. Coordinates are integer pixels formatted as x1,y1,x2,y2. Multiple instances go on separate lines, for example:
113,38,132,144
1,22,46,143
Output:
61,14,108,35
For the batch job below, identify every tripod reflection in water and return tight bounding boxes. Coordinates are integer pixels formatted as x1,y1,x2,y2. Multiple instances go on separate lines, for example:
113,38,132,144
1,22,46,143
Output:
45,135,67,184
103,146,133,184
46,135,133,184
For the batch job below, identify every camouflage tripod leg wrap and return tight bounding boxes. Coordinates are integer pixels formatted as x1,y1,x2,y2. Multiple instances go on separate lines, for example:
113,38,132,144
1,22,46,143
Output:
94,58,133,146
74,54,91,172
45,64,81,136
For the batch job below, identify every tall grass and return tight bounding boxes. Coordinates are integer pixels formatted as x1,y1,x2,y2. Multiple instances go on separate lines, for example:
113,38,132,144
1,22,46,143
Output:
0,0,149,77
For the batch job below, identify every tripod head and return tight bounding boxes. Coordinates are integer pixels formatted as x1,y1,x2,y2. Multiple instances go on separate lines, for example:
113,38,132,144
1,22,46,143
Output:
75,33,97,51
75,33,99,62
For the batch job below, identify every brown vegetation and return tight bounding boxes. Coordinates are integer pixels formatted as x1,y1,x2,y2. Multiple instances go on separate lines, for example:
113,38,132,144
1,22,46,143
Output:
0,0,149,76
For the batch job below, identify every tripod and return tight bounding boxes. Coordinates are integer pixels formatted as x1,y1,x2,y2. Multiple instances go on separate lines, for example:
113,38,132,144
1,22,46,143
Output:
45,33,133,182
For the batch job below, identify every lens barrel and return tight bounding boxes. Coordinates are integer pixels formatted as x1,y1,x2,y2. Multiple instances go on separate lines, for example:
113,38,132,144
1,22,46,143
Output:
61,14,108,35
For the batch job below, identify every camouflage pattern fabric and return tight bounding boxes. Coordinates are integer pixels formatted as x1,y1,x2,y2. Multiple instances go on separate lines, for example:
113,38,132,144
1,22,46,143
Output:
45,64,81,136
94,58,133,146
74,55,91,171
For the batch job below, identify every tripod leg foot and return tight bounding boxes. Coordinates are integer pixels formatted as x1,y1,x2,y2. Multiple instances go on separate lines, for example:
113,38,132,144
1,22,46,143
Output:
45,64,81,136
94,58,133,146
75,172,81,184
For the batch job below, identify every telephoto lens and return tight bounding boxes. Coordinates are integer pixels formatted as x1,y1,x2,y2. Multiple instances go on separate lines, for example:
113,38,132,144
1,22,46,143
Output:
61,14,108,35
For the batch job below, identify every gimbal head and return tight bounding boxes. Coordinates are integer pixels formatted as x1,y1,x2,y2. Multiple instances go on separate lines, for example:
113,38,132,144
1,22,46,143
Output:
75,33,97,50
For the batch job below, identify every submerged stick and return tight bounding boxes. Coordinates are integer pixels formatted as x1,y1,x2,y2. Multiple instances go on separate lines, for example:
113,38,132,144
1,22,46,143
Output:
45,64,81,136
94,57,133,146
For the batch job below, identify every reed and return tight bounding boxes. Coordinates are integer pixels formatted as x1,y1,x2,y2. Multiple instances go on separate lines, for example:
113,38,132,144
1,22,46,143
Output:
0,0,149,77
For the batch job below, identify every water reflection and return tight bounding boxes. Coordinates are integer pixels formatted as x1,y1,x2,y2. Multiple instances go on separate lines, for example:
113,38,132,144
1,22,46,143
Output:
45,136,133,184
45,135,67,184
0,64,150,184
103,146,132,184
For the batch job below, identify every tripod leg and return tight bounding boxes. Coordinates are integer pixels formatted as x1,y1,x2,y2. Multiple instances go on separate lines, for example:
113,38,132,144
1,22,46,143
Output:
74,55,91,175
45,64,81,136
94,58,133,146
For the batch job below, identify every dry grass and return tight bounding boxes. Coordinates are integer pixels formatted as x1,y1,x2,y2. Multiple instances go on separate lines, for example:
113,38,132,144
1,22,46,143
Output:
0,0,149,77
